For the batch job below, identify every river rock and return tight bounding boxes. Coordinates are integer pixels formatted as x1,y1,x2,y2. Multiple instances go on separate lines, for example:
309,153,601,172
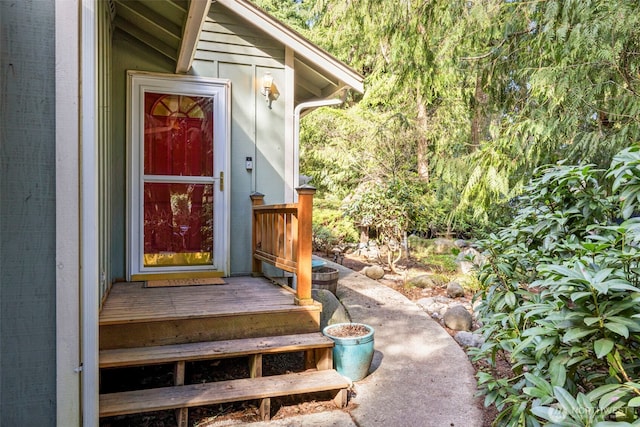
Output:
416,296,454,320
443,305,473,331
454,331,485,348
446,281,465,298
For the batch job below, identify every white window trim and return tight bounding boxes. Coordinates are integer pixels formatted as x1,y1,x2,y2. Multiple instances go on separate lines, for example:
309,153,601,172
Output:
126,71,231,279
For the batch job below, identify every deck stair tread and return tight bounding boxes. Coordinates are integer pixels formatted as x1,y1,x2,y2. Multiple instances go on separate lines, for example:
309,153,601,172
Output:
100,333,334,368
99,280,319,325
99,369,350,417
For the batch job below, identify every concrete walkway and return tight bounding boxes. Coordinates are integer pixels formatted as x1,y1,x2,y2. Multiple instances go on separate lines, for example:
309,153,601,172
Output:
222,260,483,427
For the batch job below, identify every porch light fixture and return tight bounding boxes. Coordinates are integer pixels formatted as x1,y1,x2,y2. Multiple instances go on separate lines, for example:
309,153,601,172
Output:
260,72,278,108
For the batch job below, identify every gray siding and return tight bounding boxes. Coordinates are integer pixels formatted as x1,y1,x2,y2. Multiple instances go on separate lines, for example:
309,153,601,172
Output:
107,2,290,278
110,29,176,281
0,1,57,425
193,3,287,275
197,3,285,68
99,0,114,303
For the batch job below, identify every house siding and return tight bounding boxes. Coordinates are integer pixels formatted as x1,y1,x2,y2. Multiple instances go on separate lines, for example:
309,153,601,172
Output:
107,3,289,278
0,1,57,425
193,3,287,275
110,29,176,282
99,0,114,303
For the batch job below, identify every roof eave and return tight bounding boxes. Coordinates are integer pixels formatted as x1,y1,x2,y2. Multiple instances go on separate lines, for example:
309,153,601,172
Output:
176,0,212,73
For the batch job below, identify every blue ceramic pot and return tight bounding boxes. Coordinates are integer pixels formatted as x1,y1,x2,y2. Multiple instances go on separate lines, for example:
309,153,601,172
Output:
323,323,375,381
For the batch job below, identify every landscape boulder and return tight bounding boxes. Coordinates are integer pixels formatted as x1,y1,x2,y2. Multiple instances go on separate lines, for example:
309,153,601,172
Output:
363,265,385,280
432,238,457,254
409,274,437,289
455,246,484,275
312,289,350,330
443,305,473,331
454,239,470,248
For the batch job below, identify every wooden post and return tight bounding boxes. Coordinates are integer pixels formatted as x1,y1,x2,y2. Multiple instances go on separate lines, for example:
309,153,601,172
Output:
250,192,265,276
294,185,316,305
174,361,188,427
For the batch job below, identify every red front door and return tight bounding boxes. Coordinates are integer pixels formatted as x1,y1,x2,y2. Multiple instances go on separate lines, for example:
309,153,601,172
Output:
142,93,215,268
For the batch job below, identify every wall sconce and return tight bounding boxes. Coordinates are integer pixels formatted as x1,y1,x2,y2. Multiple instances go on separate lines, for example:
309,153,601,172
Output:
260,72,279,109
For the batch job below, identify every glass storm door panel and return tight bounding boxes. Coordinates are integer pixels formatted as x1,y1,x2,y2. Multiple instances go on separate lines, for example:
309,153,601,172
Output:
128,73,229,278
143,93,214,268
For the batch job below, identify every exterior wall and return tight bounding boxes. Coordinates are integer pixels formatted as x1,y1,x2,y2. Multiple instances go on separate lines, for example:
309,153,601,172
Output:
98,0,114,302
192,3,287,275
108,3,289,278
109,3,293,280
110,30,175,281
0,1,57,425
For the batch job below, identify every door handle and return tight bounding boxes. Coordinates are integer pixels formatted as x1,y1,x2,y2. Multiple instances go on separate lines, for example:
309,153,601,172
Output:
219,171,224,191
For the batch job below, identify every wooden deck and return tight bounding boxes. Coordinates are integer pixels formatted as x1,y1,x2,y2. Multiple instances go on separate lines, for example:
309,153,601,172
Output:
99,277,322,349
97,191,347,423
98,276,346,425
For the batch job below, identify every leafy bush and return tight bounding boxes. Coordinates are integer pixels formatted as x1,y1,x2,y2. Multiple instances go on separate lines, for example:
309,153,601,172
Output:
312,199,358,253
407,235,460,273
473,146,640,426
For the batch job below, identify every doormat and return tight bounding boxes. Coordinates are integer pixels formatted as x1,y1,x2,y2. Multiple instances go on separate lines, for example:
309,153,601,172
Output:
145,277,226,287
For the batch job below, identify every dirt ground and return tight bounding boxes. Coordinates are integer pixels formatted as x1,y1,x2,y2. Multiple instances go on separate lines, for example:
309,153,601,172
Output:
100,253,503,427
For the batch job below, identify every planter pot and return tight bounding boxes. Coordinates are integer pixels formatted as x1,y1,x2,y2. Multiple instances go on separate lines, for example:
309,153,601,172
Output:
323,323,375,381
312,266,339,295
312,259,327,270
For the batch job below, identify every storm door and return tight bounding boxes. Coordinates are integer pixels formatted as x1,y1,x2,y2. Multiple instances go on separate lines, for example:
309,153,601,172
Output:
128,73,230,279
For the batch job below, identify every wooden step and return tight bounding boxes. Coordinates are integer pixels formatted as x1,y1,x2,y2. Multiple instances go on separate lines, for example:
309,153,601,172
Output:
100,332,334,370
99,280,322,349
99,369,350,418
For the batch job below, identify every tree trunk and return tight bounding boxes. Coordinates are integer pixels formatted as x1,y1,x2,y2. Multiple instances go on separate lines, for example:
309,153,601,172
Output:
359,226,369,244
470,72,489,151
416,89,430,182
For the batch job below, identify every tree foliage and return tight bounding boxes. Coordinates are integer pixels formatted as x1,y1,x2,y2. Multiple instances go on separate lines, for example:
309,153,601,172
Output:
251,0,315,35
250,0,640,237
303,0,640,234
473,146,640,426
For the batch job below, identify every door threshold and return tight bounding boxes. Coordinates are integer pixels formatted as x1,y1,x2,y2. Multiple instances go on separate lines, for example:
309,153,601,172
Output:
131,271,225,282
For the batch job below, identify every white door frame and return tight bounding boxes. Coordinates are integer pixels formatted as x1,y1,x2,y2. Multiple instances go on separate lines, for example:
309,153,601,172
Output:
126,72,231,279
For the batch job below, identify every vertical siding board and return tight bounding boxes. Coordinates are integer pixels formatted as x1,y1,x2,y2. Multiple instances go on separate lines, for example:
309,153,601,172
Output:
213,61,257,274
0,1,57,425
99,1,114,303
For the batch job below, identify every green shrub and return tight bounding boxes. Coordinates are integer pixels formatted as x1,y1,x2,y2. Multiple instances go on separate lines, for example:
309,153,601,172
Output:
407,235,459,273
312,199,358,253
473,146,640,426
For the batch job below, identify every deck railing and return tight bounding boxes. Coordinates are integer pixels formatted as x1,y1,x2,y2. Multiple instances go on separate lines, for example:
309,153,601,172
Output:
251,186,316,306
